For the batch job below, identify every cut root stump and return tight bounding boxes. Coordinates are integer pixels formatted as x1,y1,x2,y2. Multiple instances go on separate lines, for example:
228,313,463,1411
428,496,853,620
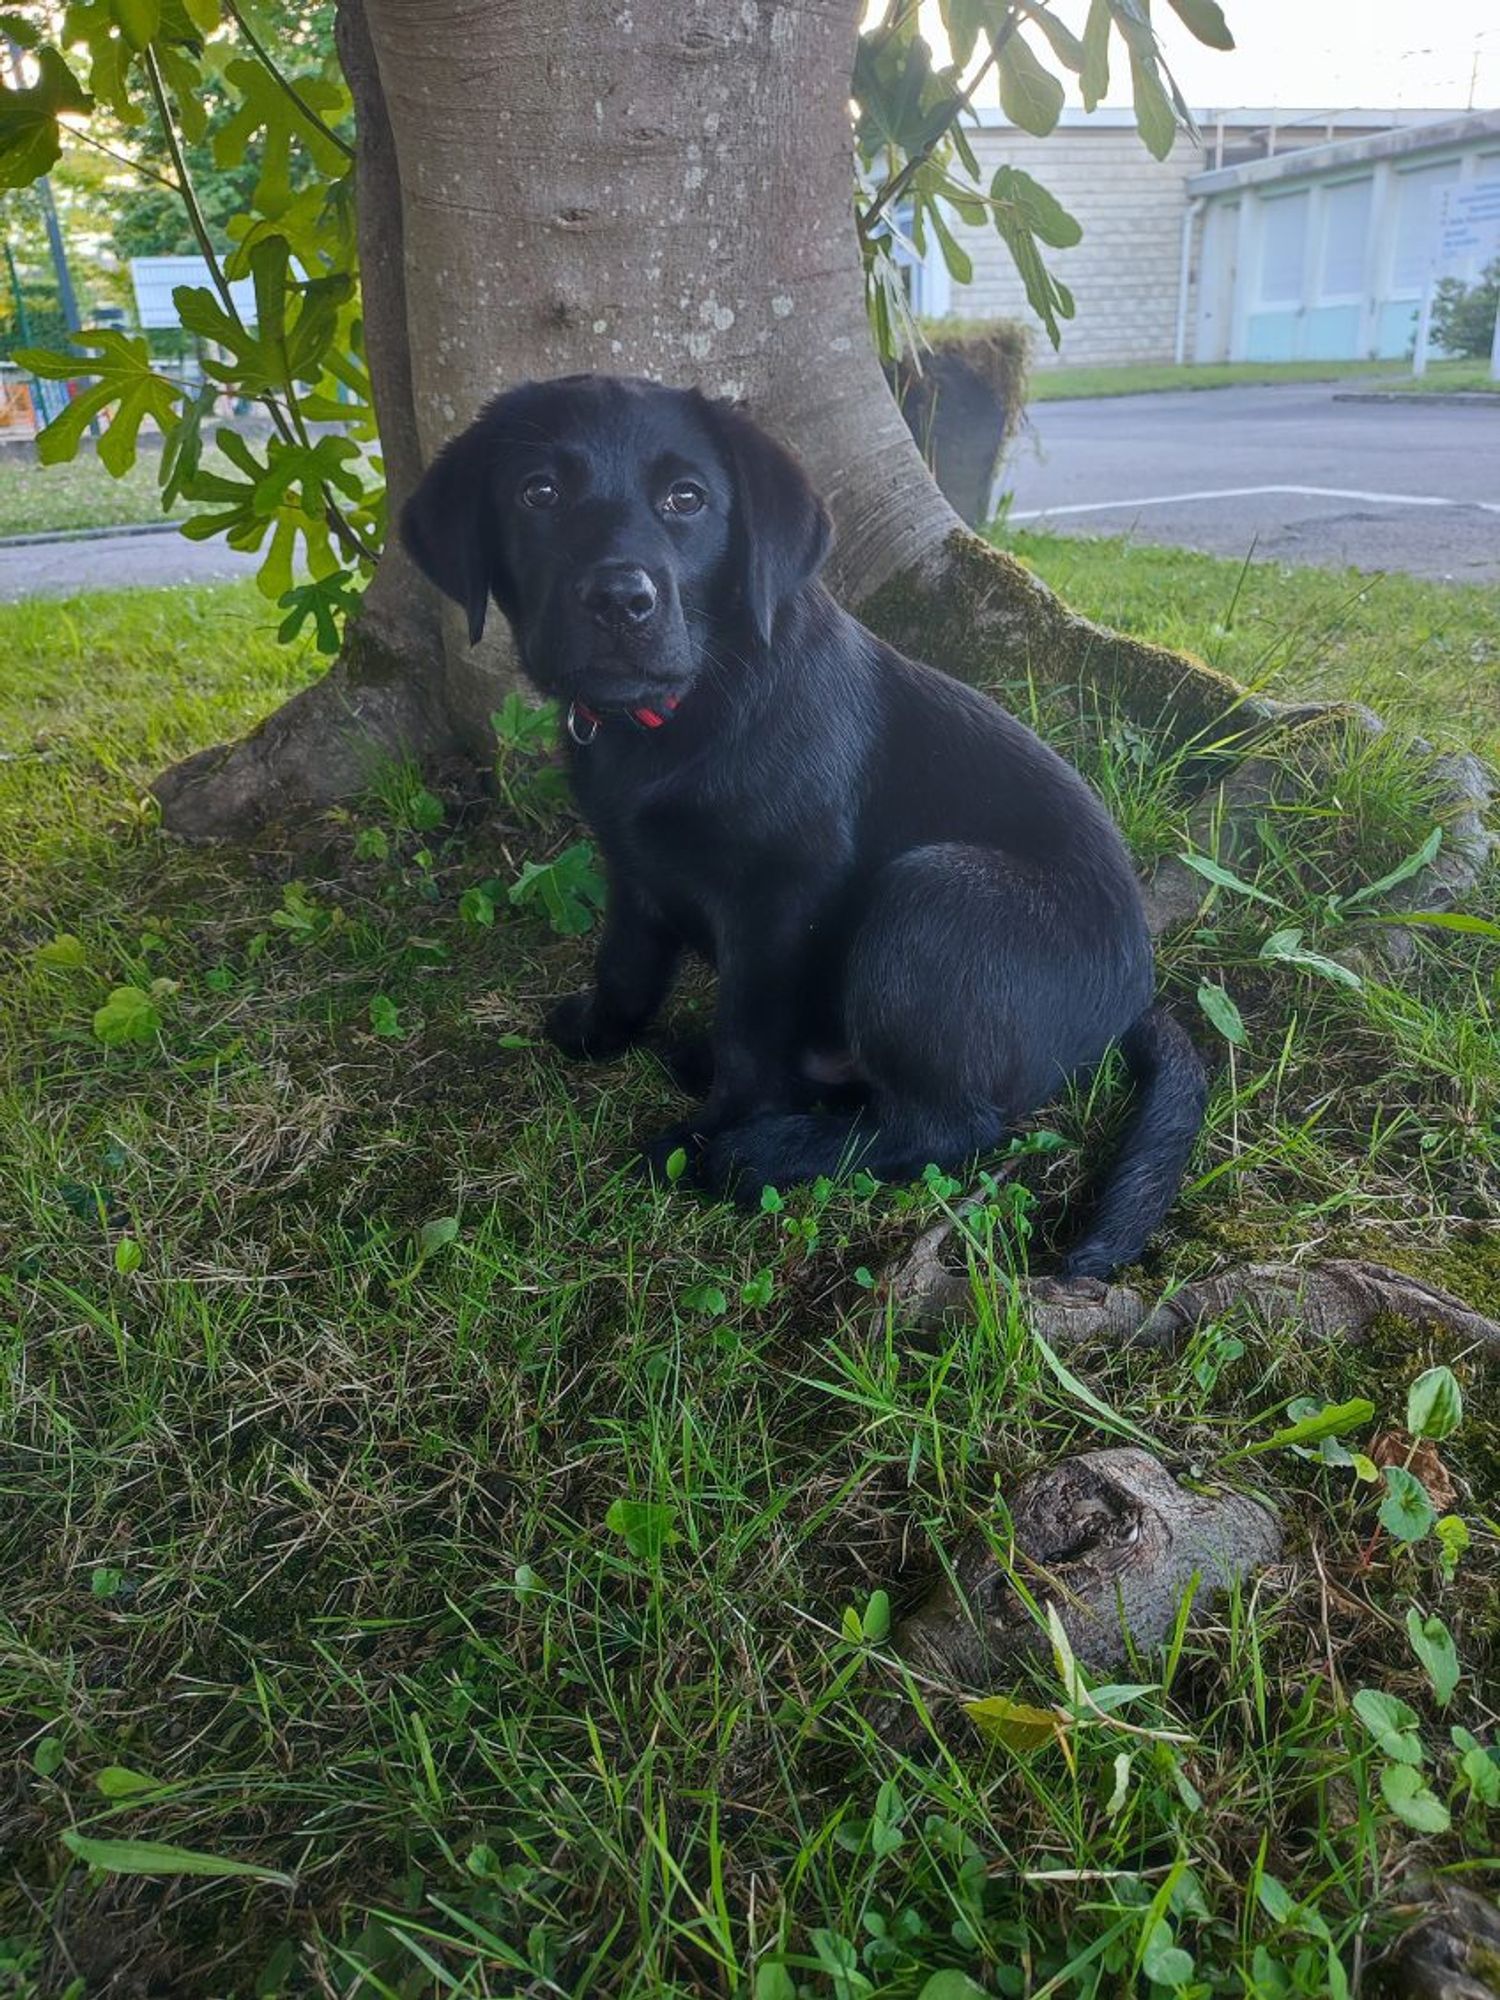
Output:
891,1447,1282,1682
1377,1880,1500,2000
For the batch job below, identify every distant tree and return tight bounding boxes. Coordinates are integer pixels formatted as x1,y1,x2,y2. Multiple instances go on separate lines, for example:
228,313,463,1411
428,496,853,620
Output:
1432,256,1500,361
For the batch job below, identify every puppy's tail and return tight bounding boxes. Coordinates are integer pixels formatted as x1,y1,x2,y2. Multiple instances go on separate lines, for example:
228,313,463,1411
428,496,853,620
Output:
1059,1004,1206,1281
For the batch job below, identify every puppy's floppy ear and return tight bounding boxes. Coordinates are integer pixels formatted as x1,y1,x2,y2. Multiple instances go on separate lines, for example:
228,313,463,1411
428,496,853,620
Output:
399,422,508,646
707,399,832,644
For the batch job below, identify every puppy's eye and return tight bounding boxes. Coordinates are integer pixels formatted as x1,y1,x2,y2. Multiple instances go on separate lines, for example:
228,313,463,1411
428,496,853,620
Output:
519,474,560,510
663,480,707,518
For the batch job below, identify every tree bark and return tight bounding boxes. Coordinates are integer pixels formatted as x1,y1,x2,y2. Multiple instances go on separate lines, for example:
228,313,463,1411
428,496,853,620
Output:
152,0,1259,838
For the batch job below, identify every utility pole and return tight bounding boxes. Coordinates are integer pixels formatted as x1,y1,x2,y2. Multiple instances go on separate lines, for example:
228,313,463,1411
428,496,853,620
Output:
33,176,83,334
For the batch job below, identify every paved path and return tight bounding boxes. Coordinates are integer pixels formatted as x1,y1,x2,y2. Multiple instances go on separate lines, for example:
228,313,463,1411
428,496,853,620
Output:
1007,384,1500,584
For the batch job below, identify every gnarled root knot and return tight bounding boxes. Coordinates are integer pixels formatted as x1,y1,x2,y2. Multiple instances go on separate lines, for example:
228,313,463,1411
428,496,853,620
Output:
891,1446,1282,1685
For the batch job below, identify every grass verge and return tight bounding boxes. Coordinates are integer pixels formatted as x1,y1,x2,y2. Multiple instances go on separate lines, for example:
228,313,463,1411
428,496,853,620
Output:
1,564,1497,1997
0,448,188,539
1026,359,1483,401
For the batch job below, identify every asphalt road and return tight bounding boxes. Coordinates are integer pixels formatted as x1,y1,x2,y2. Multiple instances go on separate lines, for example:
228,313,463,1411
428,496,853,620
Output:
1007,384,1500,584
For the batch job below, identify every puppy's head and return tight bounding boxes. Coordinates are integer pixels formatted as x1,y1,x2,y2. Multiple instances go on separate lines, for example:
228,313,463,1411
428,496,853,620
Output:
399,375,830,713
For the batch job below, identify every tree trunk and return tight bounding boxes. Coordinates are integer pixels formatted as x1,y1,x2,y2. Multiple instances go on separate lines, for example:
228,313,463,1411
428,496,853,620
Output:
151,0,1253,839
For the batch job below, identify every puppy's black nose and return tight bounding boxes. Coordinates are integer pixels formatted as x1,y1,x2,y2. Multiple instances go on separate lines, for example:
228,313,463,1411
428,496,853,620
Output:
579,563,658,631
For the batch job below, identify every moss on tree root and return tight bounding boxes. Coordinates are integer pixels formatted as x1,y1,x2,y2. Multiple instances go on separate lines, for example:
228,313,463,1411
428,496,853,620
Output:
859,529,1249,745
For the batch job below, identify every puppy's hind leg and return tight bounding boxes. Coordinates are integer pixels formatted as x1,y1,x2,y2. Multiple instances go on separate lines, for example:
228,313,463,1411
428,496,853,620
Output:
701,1098,1007,1204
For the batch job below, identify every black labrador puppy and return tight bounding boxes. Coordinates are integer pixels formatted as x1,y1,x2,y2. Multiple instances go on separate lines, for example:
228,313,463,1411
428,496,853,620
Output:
402,374,1204,1277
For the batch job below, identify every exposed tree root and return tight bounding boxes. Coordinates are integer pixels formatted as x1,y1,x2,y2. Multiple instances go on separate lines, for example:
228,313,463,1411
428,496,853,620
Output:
890,1447,1282,1682
1140,710,1496,944
880,1224,1500,1354
869,1235,1496,1710
152,644,457,842
1376,1879,1500,2000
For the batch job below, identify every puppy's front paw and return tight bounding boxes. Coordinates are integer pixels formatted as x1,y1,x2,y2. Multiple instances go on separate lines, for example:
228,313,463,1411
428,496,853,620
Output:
544,990,633,1061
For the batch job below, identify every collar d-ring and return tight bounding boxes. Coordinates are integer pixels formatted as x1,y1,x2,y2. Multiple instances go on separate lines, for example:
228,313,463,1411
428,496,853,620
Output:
566,701,599,746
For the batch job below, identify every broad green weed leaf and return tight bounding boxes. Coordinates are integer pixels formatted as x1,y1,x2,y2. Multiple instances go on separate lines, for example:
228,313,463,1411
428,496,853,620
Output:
458,886,497,928
1379,1465,1436,1544
1178,852,1286,908
1405,1608,1459,1707
963,1693,1062,1752
93,986,161,1046
681,1281,728,1318
1436,1514,1470,1578
94,1764,165,1798
1141,1921,1193,1988
1407,1365,1462,1441
1231,1398,1374,1459
755,1967,797,2000
1196,979,1246,1046
1340,827,1441,908
1351,1687,1422,1765
604,1497,677,1561
917,1974,988,2000
37,933,89,970
1260,928,1364,990
1370,909,1500,940
33,1735,65,1775
1379,1762,1450,1834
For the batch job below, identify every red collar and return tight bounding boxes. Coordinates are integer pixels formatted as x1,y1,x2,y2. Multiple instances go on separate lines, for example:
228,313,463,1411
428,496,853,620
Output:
567,695,679,743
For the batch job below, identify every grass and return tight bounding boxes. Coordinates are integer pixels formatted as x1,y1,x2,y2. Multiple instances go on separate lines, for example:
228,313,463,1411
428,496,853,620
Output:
1026,359,1486,401
0,447,188,538
1377,361,1500,396
0,433,273,540
2,561,1498,1997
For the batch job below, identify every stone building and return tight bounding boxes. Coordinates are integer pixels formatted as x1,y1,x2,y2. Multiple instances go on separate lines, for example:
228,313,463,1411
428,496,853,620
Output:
916,106,1498,369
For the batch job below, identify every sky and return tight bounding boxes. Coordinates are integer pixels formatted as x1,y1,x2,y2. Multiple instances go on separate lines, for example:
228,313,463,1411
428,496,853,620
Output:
957,1,1498,114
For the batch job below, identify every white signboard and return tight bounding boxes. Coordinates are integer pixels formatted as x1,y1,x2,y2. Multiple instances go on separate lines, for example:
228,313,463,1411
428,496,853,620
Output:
1437,182,1500,272
129,256,256,331
1416,181,1500,380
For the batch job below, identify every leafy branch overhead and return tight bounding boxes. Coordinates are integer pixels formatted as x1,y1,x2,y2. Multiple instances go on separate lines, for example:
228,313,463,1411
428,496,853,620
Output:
4,0,1231,650
2,2,376,643
855,0,1232,350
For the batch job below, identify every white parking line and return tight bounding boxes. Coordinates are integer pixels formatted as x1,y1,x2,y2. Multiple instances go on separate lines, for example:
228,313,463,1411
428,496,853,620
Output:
1009,483,1500,522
